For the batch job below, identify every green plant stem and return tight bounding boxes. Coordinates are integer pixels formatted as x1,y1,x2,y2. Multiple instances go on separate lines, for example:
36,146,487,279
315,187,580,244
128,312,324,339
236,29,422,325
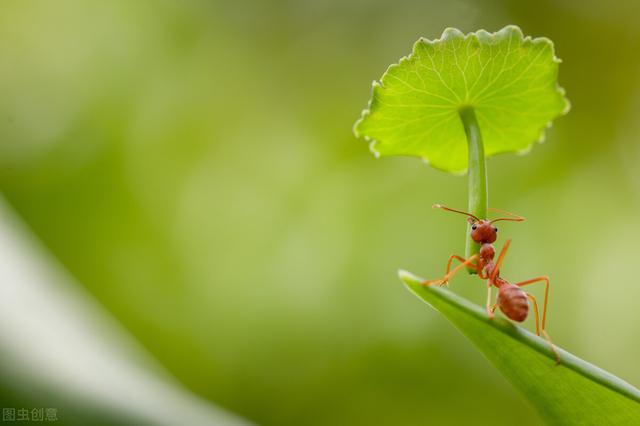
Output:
459,107,488,273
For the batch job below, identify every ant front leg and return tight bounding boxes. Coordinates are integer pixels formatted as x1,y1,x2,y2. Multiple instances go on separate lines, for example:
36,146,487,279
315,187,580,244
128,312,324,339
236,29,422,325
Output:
445,255,482,278
422,254,479,287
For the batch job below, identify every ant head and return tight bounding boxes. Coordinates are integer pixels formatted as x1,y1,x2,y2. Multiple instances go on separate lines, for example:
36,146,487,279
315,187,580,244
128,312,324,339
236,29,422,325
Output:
470,220,497,244
433,204,525,244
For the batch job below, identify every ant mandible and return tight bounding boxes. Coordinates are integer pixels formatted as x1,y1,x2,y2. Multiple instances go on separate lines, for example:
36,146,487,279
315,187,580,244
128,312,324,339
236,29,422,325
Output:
422,204,556,355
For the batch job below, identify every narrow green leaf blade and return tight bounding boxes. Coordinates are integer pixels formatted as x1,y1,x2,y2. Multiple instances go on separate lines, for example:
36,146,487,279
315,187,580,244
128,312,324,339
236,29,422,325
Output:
400,270,640,425
354,26,570,173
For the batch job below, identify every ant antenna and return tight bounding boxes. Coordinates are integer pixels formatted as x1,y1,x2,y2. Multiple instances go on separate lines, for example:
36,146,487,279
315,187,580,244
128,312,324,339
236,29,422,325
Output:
433,204,479,222
488,207,526,223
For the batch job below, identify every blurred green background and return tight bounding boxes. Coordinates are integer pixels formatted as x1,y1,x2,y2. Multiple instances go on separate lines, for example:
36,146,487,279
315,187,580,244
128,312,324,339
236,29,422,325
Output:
1,0,640,424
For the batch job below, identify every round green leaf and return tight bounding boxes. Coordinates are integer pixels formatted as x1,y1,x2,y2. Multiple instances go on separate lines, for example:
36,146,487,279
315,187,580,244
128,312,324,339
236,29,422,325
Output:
354,25,570,173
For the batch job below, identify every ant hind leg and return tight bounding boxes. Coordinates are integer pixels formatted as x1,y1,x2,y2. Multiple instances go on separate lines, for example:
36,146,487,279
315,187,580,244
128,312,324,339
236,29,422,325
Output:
516,276,550,330
525,293,541,336
526,292,560,365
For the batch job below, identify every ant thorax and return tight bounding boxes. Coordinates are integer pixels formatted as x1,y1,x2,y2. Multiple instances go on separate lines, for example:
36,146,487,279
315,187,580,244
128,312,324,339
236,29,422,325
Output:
479,243,499,280
479,243,495,263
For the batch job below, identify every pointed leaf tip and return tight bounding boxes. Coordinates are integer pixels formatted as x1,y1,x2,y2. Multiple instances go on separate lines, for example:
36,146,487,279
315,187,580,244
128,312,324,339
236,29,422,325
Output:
400,270,640,423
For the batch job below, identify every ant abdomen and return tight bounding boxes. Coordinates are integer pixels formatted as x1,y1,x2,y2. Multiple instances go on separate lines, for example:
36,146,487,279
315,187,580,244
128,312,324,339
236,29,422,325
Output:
497,285,528,322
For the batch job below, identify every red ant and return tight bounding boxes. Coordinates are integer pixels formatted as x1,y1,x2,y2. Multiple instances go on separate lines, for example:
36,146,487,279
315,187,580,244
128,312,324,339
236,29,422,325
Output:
422,204,559,361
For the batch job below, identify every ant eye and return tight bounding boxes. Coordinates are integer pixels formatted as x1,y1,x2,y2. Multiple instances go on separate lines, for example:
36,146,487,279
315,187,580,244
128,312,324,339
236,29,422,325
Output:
493,227,498,232
471,224,477,230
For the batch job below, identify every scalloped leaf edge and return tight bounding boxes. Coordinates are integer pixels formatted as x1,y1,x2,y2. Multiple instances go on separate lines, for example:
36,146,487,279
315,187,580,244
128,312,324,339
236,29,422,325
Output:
353,25,571,172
